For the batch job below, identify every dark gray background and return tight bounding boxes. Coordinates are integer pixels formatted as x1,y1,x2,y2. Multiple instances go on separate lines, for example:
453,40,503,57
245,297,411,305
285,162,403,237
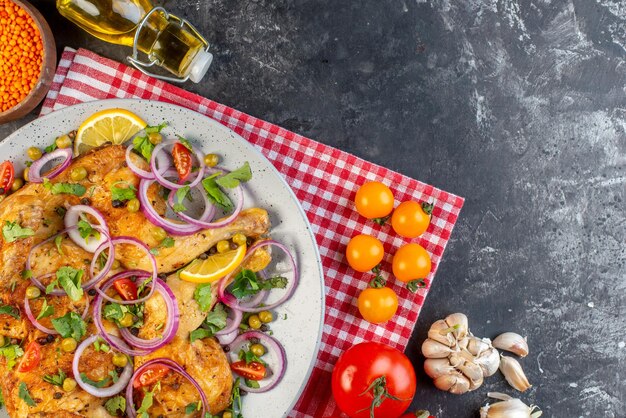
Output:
1,0,624,417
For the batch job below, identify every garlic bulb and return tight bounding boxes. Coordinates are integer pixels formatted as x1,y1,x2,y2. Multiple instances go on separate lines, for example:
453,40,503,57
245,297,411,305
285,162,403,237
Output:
493,332,529,357
480,392,542,418
499,355,532,392
421,313,491,394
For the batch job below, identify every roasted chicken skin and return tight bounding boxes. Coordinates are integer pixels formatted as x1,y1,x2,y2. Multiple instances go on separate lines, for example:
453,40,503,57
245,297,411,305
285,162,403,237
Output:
0,145,270,417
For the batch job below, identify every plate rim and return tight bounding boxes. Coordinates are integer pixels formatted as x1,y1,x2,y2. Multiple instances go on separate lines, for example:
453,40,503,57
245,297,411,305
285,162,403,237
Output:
1,98,326,417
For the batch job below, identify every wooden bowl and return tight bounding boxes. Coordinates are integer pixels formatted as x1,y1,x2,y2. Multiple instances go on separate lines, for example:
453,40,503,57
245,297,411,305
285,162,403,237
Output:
0,0,56,124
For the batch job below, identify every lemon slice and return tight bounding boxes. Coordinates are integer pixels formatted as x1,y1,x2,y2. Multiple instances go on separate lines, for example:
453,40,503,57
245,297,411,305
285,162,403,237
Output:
180,244,247,283
74,108,147,155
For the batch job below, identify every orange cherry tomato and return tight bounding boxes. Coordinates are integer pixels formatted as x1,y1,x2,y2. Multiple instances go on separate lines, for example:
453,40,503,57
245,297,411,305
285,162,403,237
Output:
133,363,170,388
346,234,384,272
354,181,394,219
17,341,41,372
357,287,398,324
391,201,433,238
230,360,267,381
392,243,431,282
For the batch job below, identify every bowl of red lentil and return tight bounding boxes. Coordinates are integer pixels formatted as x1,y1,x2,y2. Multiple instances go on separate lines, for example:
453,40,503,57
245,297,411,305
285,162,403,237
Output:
0,0,56,124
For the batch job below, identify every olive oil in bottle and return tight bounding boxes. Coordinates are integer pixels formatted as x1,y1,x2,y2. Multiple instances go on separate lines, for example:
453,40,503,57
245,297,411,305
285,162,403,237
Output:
56,0,213,82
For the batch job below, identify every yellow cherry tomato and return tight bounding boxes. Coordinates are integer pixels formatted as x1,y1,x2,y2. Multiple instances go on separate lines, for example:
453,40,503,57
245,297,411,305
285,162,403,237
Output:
358,287,399,324
346,234,384,272
354,181,394,219
391,201,433,238
392,243,431,282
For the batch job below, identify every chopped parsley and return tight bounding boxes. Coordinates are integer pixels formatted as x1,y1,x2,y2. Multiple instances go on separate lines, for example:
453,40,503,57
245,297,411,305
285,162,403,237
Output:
190,303,227,343
54,235,64,254
77,218,100,244
43,369,67,387
80,372,113,388
193,283,213,312
44,142,57,154
51,311,86,341
103,302,144,329
245,378,260,389
55,266,84,301
0,344,24,370
238,348,264,365
177,135,193,151
18,382,36,406
215,162,252,189
185,401,201,414
43,178,86,196
172,185,190,212
104,395,126,416
136,382,160,418
21,269,32,279
229,269,287,299
149,236,175,255
110,183,137,202
36,298,54,320
201,173,233,211
132,122,167,160
2,221,34,243
0,304,20,319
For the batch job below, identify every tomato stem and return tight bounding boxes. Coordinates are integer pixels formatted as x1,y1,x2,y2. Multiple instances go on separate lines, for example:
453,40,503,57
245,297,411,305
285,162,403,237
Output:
421,202,434,216
406,279,426,293
372,215,390,226
369,266,386,288
357,375,410,418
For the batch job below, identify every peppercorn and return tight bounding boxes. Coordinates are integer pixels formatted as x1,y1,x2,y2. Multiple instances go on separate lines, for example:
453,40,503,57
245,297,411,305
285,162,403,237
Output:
87,289,96,296
260,324,270,332
53,392,62,400
80,197,91,205
111,199,124,208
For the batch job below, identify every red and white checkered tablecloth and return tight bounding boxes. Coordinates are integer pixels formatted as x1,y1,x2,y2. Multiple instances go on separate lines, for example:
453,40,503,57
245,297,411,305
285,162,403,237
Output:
40,47,464,417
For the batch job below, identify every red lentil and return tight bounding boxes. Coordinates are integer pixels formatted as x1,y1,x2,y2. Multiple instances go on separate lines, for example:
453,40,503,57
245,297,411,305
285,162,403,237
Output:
0,0,43,113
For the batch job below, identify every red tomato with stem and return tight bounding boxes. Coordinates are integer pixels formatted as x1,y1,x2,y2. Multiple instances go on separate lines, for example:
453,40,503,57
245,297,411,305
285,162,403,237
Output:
113,278,138,301
172,142,192,183
230,360,266,381
17,341,41,372
332,342,416,418
133,363,170,388
0,161,15,193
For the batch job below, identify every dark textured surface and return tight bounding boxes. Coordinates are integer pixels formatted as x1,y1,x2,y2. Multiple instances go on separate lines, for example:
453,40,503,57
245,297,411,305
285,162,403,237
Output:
1,0,625,416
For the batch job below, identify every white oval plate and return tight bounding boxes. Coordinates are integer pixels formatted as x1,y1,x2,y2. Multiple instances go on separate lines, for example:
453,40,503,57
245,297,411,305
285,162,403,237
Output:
0,99,325,417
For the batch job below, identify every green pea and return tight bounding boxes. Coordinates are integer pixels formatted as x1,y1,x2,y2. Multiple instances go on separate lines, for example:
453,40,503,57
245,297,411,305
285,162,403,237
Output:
55,134,72,149
61,338,77,353
127,198,140,213
70,167,87,182
27,147,42,161
25,286,41,300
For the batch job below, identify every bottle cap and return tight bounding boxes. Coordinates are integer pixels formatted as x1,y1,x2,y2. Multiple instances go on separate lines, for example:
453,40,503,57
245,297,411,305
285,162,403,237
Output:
188,50,213,83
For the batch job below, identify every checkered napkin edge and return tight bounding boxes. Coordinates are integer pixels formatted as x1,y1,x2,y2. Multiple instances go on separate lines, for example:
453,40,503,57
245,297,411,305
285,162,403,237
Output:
40,47,464,417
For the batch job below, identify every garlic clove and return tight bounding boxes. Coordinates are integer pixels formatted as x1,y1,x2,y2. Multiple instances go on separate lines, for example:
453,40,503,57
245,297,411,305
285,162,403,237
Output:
480,393,542,418
492,332,529,357
474,347,500,377
456,359,484,389
434,372,471,395
424,358,455,379
467,336,493,356
421,338,454,358
444,313,469,339
428,319,458,347
499,355,532,392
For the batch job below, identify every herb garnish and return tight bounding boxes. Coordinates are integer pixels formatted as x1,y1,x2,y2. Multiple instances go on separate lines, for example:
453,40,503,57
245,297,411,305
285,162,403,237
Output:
2,221,34,242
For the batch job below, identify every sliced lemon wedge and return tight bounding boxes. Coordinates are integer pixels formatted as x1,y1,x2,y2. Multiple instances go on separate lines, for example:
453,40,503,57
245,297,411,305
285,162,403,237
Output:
179,243,247,283
74,108,147,155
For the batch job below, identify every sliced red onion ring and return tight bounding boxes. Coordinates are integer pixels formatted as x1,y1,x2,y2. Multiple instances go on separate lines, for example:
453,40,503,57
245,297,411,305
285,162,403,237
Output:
96,270,155,305
216,328,239,346
89,236,157,290
219,240,298,313
125,358,208,418
23,293,90,334
150,139,205,190
119,279,179,350
73,334,133,397
215,306,243,336
93,279,177,356
168,171,243,229
28,147,73,183
125,144,154,180
138,178,203,236
64,205,110,253
228,331,287,393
